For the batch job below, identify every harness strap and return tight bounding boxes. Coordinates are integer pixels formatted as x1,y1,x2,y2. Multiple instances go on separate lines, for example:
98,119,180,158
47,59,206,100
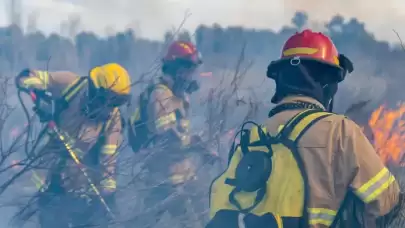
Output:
61,77,88,102
277,110,332,228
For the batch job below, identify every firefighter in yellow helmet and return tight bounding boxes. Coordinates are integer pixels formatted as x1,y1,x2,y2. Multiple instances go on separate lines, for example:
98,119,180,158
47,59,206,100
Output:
207,30,402,228
15,63,131,227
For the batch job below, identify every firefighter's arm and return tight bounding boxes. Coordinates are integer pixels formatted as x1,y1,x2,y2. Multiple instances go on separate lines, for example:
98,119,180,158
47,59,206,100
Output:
15,69,51,93
99,110,122,193
339,118,400,221
148,87,190,146
16,69,78,93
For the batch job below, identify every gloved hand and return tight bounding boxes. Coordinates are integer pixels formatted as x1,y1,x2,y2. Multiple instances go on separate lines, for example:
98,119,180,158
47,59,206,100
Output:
100,177,117,195
15,68,32,91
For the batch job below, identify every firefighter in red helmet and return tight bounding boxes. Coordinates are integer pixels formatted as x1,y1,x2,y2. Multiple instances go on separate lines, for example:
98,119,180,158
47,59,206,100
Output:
208,30,402,228
127,41,209,227
128,41,202,152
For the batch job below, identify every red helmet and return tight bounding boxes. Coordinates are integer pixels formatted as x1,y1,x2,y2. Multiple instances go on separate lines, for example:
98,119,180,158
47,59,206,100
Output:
267,29,353,82
163,41,202,65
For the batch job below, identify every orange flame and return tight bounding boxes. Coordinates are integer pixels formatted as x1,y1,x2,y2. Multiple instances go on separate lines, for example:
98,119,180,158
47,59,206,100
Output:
369,104,405,164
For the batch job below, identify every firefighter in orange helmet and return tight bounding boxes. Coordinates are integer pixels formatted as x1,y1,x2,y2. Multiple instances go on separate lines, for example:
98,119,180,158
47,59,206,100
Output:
208,30,401,228
15,63,131,227
127,41,208,227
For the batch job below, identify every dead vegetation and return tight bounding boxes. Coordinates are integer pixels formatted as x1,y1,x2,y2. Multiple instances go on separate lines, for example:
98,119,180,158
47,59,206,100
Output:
0,11,404,228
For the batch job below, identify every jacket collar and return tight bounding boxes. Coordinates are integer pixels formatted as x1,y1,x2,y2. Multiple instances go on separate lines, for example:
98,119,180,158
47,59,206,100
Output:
277,95,326,111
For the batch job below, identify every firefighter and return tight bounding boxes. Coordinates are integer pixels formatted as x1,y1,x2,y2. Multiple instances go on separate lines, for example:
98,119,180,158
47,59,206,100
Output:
127,41,208,227
208,29,402,228
15,63,131,227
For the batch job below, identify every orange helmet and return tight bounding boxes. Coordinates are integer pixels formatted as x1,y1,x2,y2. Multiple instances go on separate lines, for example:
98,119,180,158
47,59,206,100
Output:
267,29,353,82
163,41,202,65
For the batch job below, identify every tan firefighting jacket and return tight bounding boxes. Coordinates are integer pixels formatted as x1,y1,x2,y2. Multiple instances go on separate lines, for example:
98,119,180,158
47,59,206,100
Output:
17,70,122,192
264,95,400,227
344,101,375,142
146,77,195,185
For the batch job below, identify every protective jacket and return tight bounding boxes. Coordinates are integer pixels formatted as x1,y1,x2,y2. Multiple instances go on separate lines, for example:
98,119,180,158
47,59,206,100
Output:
208,96,400,228
128,77,196,185
17,70,122,193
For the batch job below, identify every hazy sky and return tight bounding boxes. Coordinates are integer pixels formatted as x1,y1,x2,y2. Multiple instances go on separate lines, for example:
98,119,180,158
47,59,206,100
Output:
1,0,405,42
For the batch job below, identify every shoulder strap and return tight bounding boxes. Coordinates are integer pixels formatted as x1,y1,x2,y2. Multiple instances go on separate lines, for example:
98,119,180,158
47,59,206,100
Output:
52,77,88,123
103,108,119,132
278,109,333,143
61,77,88,102
140,83,173,120
276,109,333,228
155,83,172,95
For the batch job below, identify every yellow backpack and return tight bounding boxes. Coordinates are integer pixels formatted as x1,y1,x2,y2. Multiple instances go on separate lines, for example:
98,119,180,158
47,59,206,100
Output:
208,109,332,228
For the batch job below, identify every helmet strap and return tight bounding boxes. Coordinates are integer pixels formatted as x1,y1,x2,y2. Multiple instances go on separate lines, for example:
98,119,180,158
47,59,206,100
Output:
271,62,339,111
322,83,338,112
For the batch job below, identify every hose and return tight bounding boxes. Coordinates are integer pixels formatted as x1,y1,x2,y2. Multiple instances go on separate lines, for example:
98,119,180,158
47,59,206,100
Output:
49,122,115,218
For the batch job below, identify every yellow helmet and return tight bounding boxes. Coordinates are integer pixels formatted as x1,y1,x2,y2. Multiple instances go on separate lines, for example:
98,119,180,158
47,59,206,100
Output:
89,63,131,107
89,63,131,95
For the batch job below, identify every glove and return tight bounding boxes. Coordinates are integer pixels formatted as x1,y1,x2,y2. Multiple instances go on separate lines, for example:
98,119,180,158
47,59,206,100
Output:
100,177,117,195
15,68,32,91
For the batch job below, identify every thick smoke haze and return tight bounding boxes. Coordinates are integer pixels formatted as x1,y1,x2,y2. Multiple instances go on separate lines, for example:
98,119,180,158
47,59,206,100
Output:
0,1,405,227
2,0,405,42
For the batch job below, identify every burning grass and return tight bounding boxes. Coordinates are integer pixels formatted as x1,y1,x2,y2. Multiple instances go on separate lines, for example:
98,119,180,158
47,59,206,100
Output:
369,104,405,165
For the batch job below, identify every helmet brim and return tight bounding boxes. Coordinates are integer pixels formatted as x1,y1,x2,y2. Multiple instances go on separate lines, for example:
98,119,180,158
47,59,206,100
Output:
267,57,346,83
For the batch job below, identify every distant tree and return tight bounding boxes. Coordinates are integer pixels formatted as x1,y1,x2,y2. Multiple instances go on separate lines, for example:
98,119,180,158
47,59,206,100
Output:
164,31,174,44
26,11,38,34
291,11,308,30
178,30,192,42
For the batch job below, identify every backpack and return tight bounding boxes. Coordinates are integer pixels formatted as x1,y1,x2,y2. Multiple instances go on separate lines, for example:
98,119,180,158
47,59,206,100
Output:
127,84,172,153
207,109,333,228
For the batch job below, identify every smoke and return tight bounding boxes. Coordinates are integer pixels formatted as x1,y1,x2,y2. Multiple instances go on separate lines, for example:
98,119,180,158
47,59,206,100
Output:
283,0,405,42
12,0,405,42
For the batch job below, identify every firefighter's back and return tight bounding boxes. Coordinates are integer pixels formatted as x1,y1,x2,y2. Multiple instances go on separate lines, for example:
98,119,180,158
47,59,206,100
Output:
264,98,399,227
208,97,400,228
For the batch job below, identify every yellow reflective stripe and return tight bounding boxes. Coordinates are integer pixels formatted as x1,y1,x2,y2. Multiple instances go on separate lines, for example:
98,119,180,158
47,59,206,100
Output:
283,47,318,56
55,130,85,157
101,178,116,190
156,84,171,92
288,111,331,141
61,77,80,95
31,172,45,191
60,77,88,103
102,144,118,155
308,208,337,226
36,71,49,88
155,112,176,129
105,108,119,131
130,107,141,125
22,77,44,88
64,78,88,102
355,167,396,203
277,124,284,132
249,110,329,144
